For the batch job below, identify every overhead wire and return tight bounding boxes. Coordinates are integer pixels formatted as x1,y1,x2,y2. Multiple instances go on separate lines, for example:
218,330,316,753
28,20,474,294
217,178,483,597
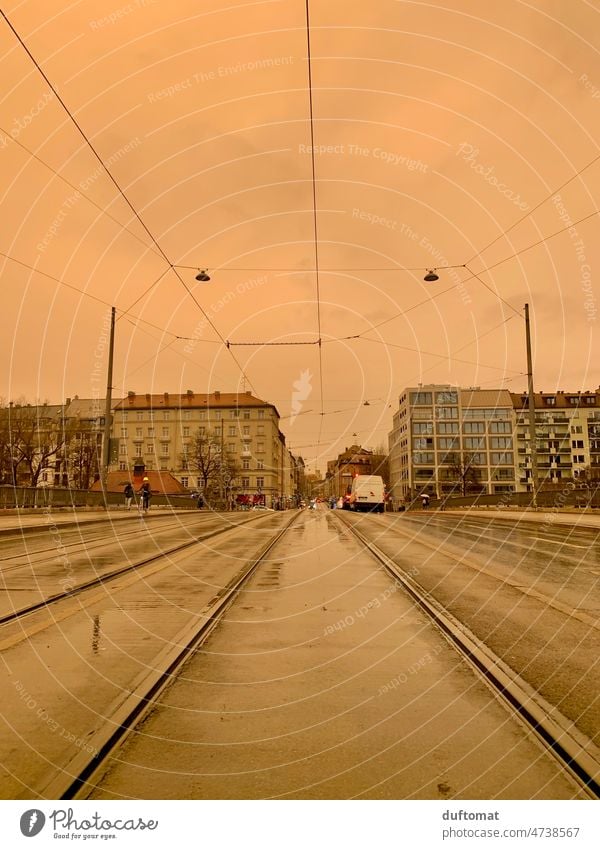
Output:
0,9,256,394
466,150,600,264
0,123,164,261
304,0,326,457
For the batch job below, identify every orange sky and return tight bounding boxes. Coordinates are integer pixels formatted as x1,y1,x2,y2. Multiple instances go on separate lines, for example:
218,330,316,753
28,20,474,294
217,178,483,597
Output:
1,0,599,471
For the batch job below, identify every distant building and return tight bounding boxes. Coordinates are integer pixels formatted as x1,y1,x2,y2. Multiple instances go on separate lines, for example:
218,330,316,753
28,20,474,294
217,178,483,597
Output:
388,385,515,502
510,388,600,491
323,444,387,499
109,390,286,505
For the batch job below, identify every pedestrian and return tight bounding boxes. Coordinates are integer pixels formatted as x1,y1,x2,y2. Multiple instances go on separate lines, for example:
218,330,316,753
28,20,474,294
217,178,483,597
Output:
123,482,134,510
138,477,152,513
420,493,430,510
197,493,204,509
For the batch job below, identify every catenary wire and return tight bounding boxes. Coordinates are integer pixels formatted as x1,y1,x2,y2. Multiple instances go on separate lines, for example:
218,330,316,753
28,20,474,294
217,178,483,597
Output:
0,9,256,395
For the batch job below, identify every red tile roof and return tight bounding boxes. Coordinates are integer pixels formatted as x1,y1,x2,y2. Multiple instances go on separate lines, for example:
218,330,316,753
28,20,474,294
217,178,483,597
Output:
90,470,187,494
114,391,278,415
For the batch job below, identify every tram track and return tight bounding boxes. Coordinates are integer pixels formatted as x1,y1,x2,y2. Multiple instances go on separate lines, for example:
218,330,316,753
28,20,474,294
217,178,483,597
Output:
0,513,228,569
335,512,600,799
0,512,273,628
42,509,299,800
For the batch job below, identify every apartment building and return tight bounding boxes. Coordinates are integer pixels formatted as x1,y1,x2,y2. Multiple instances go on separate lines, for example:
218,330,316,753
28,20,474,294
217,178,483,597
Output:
388,385,515,502
511,389,600,491
110,390,285,504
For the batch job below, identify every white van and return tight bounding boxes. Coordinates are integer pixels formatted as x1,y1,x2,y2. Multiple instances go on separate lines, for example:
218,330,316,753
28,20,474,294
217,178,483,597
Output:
350,475,386,513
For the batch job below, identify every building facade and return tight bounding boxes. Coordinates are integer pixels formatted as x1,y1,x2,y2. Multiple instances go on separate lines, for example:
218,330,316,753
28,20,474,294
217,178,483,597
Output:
388,385,515,502
511,389,600,491
110,390,286,505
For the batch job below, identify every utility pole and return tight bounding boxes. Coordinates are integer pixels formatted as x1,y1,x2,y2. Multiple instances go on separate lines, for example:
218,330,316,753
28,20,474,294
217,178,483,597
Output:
101,307,116,508
524,303,538,508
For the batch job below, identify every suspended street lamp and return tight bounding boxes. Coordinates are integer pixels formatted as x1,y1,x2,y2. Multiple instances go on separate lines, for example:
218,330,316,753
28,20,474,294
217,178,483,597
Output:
195,269,211,282
424,269,439,282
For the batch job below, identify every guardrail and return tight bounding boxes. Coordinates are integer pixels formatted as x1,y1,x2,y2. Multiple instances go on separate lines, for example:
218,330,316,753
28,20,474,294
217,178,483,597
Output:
405,488,600,511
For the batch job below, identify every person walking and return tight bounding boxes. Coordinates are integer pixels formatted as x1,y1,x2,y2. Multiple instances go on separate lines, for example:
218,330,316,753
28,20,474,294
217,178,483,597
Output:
420,492,430,510
123,482,134,510
138,477,152,513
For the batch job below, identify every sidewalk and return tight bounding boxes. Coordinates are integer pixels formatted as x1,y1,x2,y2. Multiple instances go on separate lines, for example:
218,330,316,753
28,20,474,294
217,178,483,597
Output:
0,506,192,535
442,507,600,530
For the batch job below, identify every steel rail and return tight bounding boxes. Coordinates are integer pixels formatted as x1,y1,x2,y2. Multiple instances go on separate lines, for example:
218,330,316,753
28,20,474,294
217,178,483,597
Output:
0,512,273,627
43,510,300,800
335,512,600,799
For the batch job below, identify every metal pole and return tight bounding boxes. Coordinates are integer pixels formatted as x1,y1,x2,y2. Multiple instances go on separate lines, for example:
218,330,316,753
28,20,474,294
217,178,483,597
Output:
524,303,538,508
101,307,116,507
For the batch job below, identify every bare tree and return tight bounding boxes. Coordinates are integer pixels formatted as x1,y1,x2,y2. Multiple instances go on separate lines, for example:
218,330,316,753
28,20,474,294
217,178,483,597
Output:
9,404,71,487
69,428,101,489
182,431,223,495
444,451,482,496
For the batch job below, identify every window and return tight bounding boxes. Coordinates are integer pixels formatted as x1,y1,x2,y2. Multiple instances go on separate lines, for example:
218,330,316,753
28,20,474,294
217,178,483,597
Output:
414,437,434,449
198,426,205,436
464,422,485,433
214,426,222,436
122,412,128,421
162,427,169,437
243,426,250,436
134,441,142,452
242,459,250,470
258,409,265,419
119,462,127,471
228,442,235,452
146,443,153,453
410,392,433,405
438,422,459,434
136,412,143,421
436,391,458,404
230,409,239,418
464,437,484,450
257,425,265,436
257,460,264,469
438,437,459,450
213,410,222,420
412,422,432,434
228,426,236,436
183,427,190,437
574,455,585,463
436,406,458,420
491,437,512,449
181,477,188,488
571,425,583,433
160,442,169,456
183,410,191,420
243,410,251,419
585,396,596,405
490,421,511,433
256,477,264,489
199,411,206,421
136,427,142,437
241,477,250,488
257,442,265,453
148,428,155,437
467,453,486,465
572,440,584,448
119,442,127,455
491,452,513,465
120,428,128,438
545,397,556,406
413,452,435,464
163,411,170,420
495,469,513,480
412,408,432,420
